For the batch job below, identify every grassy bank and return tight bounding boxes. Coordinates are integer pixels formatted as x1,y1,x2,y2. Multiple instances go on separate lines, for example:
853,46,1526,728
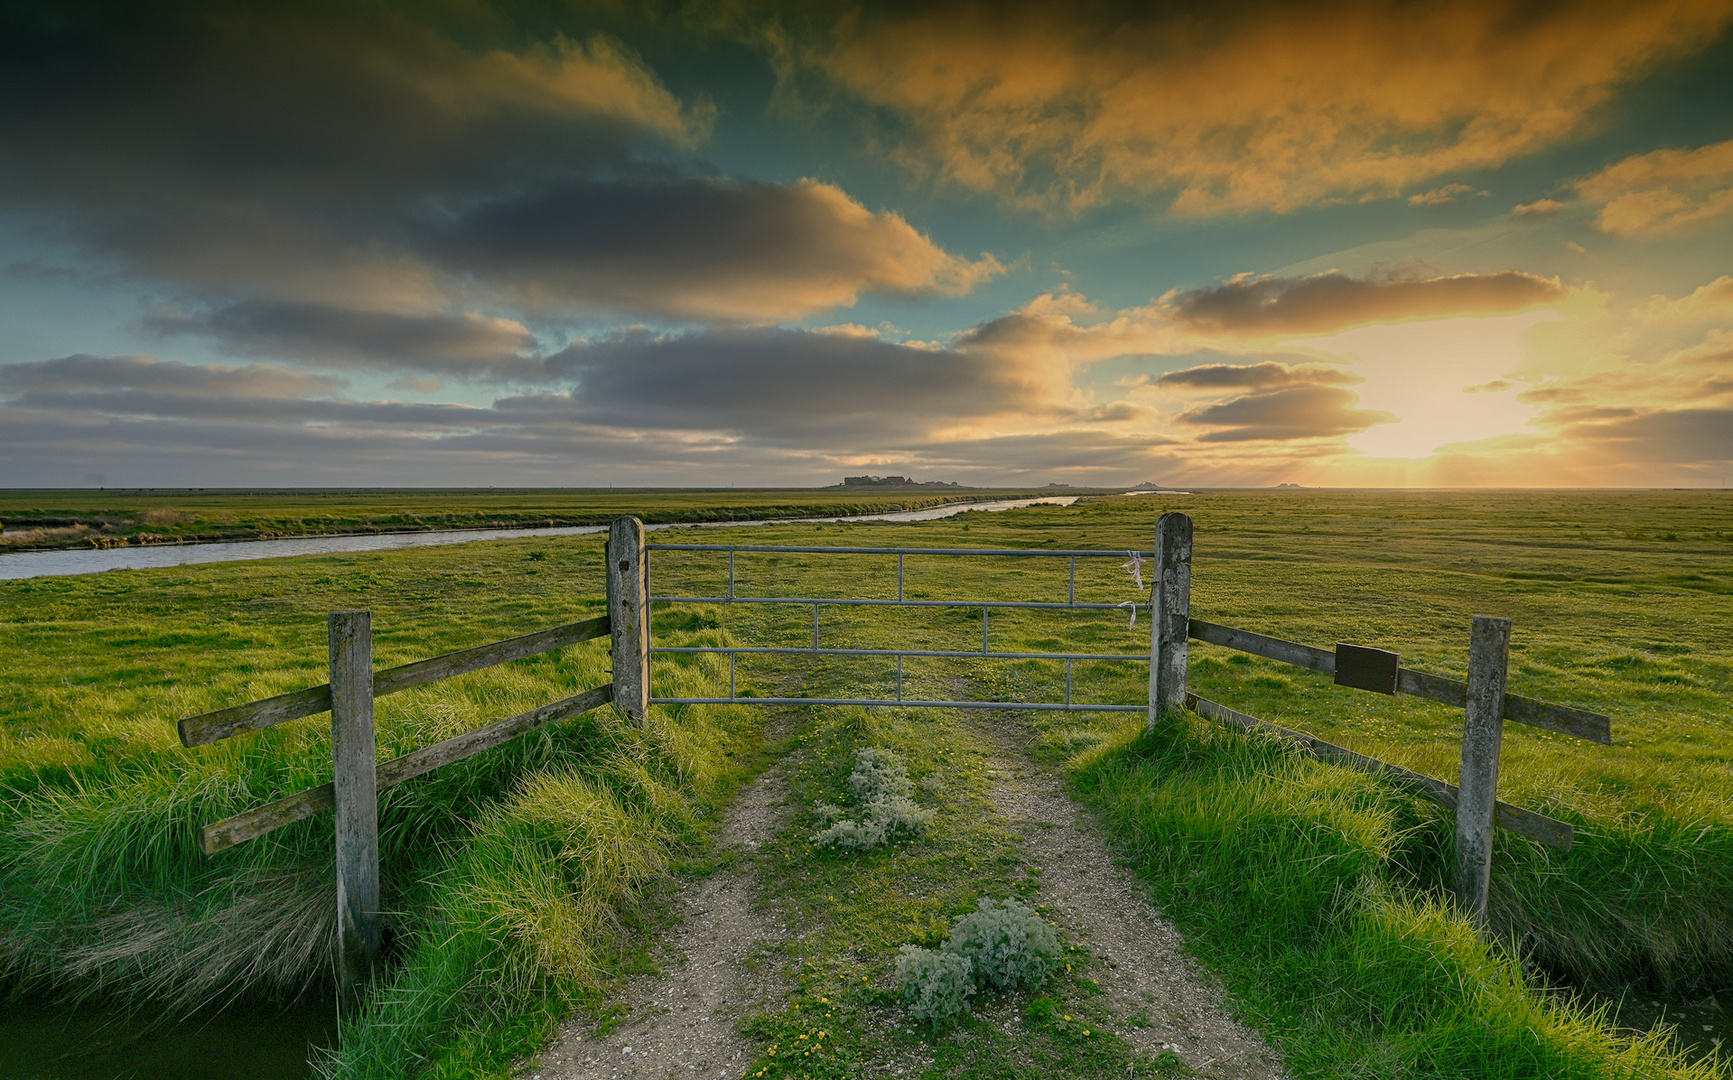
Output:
0,487,1060,551
1069,711,1719,1078
1,490,1729,1076
0,529,766,1077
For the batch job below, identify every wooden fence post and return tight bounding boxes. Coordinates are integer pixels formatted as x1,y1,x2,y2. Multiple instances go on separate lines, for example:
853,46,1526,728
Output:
1455,614,1512,927
608,517,650,724
1148,512,1193,725
329,610,380,1013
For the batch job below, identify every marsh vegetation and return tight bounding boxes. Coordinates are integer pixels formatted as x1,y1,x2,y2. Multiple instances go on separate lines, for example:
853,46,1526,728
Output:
0,489,1727,1077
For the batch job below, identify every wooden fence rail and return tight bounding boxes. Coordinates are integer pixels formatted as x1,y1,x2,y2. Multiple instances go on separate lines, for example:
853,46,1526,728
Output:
174,521,647,1011
1146,511,1611,926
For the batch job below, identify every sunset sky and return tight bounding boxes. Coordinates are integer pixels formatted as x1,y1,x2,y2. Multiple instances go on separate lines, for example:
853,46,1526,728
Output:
2,0,1731,488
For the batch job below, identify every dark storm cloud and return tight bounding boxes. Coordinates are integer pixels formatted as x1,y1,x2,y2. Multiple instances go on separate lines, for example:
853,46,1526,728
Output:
145,302,544,379
1177,385,1396,442
0,3,990,322
1162,270,1567,337
1155,361,1358,390
540,326,1028,438
0,5,692,206
420,177,1001,320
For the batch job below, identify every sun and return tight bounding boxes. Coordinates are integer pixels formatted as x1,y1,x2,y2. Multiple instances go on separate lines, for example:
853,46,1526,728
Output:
1295,311,1559,460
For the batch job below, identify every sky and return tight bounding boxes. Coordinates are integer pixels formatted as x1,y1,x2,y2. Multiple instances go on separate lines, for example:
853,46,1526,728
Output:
2,0,1731,489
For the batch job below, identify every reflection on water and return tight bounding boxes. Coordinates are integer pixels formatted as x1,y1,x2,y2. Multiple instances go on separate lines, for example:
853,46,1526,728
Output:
1589,984,1731,1066
0,997,337,1080
0,497,1078,581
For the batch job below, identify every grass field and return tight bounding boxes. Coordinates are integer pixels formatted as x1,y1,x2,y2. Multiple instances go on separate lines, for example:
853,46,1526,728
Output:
0,486,1056,551
1,488,1729,1077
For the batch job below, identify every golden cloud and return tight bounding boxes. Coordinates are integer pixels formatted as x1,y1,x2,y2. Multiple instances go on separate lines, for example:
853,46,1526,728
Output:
796,0,1733,213
1156,361,1359,390
1512,198,1568,218
1574,139,1733,234
1161,270,1567,337
1177,385,1397,442
1408,184,1485,207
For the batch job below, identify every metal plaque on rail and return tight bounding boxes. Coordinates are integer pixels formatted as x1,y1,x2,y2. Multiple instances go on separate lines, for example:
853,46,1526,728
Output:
1334,643,1400,695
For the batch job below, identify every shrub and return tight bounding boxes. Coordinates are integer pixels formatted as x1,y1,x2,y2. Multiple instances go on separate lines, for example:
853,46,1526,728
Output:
894,945,975,1025
945,897,1061,992
812,747,932,851
894,897,1063,1025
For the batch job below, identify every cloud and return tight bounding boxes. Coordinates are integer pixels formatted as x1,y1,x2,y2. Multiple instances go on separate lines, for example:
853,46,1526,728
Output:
420,177,1003,320
1155,361,1359,390
783,0,1733,213
1534,406,1733,465
0,4,992,323
544,325,1038,439
1177,385,1397,442
1636,276,1733,322
1408,184,1485,207
0,354,344,399
1161,270,1567,337
146,302,542,379
1573,139,1733,234
1512,198,1567,218
0,8,703,207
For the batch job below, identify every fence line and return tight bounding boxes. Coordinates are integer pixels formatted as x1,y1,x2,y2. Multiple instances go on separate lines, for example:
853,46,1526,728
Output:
169,513,1615,1009
173,530,639,1011
644,512,1611,927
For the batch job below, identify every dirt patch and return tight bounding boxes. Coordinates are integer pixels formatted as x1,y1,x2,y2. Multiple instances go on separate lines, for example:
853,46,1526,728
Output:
521,711,1286,1080
969,717,1289,1080
522,766,796,1080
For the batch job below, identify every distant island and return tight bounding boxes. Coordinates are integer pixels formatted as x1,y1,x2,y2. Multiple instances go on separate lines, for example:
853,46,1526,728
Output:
835,475,967,488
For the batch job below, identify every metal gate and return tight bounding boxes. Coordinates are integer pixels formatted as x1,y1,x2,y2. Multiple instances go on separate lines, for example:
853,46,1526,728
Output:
643,541,1155,712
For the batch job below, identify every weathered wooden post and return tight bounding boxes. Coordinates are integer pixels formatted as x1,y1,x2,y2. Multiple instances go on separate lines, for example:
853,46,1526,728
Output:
608,516,650,724
1148,512,1193,725
1454,614,1512,927
329,610,380,1013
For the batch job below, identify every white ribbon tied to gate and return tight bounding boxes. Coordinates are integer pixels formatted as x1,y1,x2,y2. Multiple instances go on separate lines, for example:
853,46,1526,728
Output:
1119,550,1145,628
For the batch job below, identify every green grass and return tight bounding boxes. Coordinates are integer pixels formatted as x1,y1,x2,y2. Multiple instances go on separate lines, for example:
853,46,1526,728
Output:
1070,711,1720,1078
2,489,1730,1077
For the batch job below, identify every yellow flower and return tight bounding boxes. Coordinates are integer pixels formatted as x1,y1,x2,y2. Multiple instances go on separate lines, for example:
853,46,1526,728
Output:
1063,1014,1073,1022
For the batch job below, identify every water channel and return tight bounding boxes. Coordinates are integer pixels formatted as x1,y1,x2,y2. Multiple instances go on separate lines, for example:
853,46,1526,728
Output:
0,497,1078,581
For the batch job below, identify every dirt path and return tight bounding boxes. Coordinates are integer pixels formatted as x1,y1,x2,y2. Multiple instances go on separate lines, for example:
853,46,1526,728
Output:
968,717,1289,1080
521,716,1286,1080
523,766,796,1080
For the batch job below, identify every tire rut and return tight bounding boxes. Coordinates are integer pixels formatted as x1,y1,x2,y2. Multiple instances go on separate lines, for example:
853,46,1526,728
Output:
967,715,1290,1080
524,764,797,1080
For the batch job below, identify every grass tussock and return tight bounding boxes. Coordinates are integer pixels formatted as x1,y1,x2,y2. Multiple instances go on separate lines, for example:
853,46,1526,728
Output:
1071,709,1725,1078
0,539,763,1077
